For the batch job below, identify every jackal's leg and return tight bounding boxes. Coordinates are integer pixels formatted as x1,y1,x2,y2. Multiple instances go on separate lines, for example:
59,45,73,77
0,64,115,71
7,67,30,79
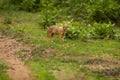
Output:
60,34,64,41
47,30,52,37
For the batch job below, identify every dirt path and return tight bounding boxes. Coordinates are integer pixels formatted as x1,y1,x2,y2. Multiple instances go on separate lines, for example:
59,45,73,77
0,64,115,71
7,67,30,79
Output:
0,35,33,80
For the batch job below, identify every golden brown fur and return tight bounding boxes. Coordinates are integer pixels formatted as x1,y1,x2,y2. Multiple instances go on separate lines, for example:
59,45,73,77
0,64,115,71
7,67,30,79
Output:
47,24,67,41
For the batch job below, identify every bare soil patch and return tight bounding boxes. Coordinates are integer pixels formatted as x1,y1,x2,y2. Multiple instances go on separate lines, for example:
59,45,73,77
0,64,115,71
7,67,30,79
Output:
0,35,33,80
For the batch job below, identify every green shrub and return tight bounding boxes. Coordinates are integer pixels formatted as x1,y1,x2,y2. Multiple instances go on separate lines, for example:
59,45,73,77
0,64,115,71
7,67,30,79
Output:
66,26,80,39
65,22,116,40
20,0,35,11
66,22,82,39
0,0,11,10
39,9,58,29
89,22,116,39
87,0,120,22
114,29,120,40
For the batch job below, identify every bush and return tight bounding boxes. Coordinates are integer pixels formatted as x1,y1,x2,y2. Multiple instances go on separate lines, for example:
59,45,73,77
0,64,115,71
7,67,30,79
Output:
87,0,120,23
1,0,120,24
89,22,116,39
0,0,11,10
39,8,59,29
20,0,36,11
66,22,82,39
65,21,116,40
66,26,80,39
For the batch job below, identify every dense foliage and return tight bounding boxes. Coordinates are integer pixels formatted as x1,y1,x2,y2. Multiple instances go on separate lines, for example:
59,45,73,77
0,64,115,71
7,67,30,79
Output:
89,22,115,39
0,0,119,39
65,22,116,39
0,0,120,23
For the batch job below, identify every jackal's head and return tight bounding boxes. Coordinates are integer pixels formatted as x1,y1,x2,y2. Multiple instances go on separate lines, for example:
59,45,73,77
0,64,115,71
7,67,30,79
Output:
63,23,67,31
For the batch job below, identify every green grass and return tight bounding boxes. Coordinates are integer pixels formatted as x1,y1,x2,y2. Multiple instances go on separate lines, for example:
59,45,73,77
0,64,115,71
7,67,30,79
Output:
0,61,11,80
0,10,120,80
26,60,57,80
11,24,120,57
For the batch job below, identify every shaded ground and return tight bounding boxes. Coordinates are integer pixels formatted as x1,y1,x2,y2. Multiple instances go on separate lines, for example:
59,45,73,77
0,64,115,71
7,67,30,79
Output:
0,35,33,80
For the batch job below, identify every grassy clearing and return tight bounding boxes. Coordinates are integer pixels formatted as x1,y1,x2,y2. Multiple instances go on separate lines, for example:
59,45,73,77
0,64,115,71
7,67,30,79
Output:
0,11,120,80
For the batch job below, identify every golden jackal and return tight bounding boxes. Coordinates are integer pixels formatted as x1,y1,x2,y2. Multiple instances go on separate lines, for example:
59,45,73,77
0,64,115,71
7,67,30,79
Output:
47,24,67,41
